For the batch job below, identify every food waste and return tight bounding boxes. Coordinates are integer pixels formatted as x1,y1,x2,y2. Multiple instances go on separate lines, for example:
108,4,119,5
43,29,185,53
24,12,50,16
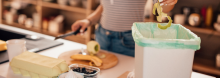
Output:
70,41,103,67
153,0,173,29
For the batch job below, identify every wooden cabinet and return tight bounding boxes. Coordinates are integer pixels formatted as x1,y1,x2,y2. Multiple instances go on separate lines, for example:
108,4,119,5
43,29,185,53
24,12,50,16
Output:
0,0,97,44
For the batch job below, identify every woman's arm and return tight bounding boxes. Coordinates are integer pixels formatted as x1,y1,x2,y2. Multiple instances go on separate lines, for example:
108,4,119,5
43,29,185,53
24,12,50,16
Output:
71,5,103,32
87,4,103,25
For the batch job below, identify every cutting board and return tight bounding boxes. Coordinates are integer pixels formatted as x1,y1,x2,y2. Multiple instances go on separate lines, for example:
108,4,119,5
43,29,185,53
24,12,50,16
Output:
58,49,118,70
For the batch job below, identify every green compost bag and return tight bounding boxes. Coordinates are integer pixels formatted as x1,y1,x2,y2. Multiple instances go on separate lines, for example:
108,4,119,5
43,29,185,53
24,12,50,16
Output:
132,22,201,50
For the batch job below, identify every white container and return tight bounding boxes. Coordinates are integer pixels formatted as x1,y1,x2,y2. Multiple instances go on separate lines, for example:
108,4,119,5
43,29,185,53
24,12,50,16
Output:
25,18,33,28
135,44,195,78
132,22,200,78
174,14,186,25
32,13,41,29
6,39,26,61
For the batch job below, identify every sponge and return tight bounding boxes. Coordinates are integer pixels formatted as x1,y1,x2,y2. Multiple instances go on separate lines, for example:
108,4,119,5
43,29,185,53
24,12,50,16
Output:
0,40,7,51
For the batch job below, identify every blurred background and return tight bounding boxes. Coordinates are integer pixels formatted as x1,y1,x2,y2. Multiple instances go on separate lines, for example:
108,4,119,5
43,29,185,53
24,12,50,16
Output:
1,0,220,77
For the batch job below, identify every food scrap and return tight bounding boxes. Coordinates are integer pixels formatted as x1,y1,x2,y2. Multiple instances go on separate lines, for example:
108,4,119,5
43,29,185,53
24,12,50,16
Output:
70,54,103,66
153,0,173,29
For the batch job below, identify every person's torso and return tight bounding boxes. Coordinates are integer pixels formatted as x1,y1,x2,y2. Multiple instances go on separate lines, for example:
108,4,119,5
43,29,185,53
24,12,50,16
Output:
100,0,147,32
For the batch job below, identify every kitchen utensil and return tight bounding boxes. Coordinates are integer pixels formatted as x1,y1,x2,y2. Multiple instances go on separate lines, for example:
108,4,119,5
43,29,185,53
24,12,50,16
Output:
58,49,118,70
188,13,201,27
206,6,213,27
201,6,206,22
79,48,87,55
181,7,192,24
6,39,26,61
174,14,186,25
5,11,16,24
32,13,41,29
25,18,33,28
54,28,87,40
48,20,63,34
18,14,27,25
42,18,49,30
48,15,64,34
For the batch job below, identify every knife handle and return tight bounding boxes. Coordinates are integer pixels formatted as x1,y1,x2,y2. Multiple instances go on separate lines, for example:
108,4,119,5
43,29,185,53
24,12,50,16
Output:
59,27,88,38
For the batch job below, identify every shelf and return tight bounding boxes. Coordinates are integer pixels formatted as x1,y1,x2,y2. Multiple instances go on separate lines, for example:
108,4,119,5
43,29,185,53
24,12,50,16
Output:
2,20,86,44
20,0,37,5
41,2,87,14
193,57,220,76
3,0,37,5
2,20,41,33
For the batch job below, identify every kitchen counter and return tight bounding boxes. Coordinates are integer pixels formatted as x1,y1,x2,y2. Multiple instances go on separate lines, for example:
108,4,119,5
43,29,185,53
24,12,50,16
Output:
0,24,215,78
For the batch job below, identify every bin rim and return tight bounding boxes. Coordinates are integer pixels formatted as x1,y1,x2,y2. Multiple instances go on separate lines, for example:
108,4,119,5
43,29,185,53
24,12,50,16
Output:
132,22,201,50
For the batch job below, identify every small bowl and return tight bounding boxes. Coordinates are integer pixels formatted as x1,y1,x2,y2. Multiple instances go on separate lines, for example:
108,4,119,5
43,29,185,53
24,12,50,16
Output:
69,64,100,78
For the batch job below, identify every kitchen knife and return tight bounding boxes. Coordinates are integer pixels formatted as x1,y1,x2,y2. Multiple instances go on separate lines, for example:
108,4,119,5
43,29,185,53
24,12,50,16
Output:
54,27,87,40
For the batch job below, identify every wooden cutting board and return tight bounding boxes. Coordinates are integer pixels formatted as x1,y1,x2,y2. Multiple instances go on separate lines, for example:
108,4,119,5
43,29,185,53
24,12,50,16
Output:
58,49,118,70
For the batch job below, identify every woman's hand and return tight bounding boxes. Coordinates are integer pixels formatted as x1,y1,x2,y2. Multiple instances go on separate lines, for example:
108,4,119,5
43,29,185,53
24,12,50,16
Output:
153,0,177,13
160,0,178,6
71,19,90,35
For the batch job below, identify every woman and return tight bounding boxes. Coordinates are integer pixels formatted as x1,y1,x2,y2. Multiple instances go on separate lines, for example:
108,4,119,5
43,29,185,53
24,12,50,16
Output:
72,0,178,57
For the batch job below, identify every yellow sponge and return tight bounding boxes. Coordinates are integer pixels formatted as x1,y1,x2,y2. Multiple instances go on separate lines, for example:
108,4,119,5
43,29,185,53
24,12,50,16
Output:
10,52,69,78
0,40,7,51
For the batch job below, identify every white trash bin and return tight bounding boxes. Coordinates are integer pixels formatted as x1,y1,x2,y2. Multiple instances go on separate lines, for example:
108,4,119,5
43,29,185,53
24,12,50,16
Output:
132,22,201,78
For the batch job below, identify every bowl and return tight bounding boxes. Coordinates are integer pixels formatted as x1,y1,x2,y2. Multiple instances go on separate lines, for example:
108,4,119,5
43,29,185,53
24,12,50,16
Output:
69,64,100,78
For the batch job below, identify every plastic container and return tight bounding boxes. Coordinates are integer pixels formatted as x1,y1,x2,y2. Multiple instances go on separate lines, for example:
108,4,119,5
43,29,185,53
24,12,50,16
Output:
69,64,100,78
132,22,201,78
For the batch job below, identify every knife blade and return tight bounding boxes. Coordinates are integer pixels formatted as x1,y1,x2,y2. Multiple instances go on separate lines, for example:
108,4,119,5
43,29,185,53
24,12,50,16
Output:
54,27,87,40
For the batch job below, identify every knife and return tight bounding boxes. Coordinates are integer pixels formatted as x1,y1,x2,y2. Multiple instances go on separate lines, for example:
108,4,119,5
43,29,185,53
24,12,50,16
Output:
54,27,87,40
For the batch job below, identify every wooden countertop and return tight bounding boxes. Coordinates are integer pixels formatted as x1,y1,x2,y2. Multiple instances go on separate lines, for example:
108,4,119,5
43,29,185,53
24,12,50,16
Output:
0,24,215,78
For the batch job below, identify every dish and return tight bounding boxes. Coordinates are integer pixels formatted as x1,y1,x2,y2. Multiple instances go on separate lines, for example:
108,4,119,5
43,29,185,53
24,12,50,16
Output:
69,64,100,78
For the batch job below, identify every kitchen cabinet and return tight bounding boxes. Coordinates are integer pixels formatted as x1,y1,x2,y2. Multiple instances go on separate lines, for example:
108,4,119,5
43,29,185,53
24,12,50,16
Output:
0,0,97,44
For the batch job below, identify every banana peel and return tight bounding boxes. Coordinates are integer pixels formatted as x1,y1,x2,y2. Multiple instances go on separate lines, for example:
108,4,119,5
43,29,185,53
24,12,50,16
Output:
153,1,173,30
158,16,172,29
70,54,103,66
